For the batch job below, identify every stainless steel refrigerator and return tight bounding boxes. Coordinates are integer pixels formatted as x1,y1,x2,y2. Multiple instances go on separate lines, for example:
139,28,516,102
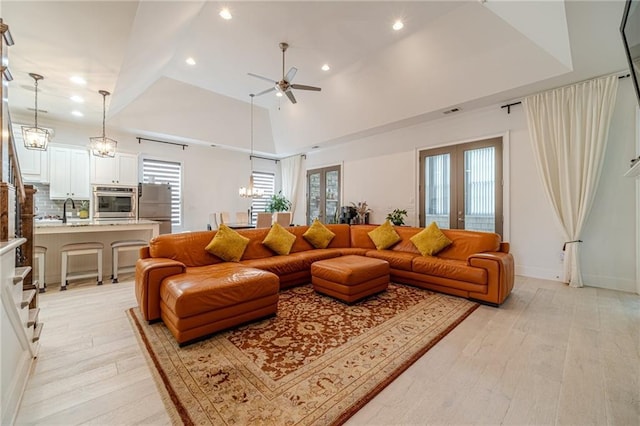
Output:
138,183,172,234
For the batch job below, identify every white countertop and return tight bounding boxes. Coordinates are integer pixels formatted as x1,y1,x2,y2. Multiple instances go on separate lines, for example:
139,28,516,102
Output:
35,219,160,235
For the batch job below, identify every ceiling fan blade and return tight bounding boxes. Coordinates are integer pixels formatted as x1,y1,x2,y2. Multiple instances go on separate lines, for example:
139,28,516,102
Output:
248,72,277,84
291,84,321,92
285,67,298,83
254,87,276,97
285,90,297,104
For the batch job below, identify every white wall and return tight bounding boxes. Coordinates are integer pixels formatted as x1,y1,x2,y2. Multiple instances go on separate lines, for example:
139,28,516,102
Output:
303,80,638,293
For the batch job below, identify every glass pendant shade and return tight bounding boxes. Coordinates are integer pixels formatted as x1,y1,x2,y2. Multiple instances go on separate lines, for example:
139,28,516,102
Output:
239,175,264,198
90,90,117,158
239,94,263,198
22,126,50,151
89,136,117,158
22,73,50,151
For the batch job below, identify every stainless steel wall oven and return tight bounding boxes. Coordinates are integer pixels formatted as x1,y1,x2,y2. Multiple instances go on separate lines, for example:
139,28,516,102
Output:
92,185,137,220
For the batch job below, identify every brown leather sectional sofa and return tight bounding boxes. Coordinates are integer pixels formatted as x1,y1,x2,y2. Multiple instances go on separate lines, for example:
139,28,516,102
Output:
135,224,514,344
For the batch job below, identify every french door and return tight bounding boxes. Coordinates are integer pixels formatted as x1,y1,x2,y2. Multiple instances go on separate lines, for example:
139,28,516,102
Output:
419,137,503,236
306,165,340,225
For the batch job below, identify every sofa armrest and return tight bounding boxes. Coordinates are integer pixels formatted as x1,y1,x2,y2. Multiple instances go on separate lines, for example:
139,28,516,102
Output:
467,252,515,305
499,242,510,253
139,246,151,259
135,258,186,321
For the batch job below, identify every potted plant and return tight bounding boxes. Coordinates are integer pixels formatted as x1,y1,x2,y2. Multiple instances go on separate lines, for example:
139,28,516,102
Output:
267,191,292,213
386,208,407,226
78,200,90,219
351,201,372,224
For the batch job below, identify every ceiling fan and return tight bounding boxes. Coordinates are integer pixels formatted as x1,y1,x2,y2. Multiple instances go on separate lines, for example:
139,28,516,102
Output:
248,42,321,104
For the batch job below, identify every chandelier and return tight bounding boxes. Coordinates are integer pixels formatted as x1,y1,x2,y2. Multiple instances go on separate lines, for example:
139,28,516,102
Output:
239,94,264,198
89,90,117,158
22,73,51,151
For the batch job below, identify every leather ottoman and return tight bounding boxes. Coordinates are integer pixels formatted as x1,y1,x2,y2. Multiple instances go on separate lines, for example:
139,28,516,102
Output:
311,255,390,303
160,264,279,345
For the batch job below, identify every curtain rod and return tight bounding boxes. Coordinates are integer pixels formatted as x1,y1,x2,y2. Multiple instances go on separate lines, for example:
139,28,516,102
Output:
137,137,188,150
250,154,279,163
500,73,631,114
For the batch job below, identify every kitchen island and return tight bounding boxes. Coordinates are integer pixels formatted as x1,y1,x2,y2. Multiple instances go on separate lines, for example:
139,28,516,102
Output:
35,219,160,287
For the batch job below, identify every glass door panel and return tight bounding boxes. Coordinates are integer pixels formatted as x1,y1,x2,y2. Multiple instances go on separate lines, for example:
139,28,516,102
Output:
463,146,496,232
308,171,321,223
325,170,340,224
423,152,451,229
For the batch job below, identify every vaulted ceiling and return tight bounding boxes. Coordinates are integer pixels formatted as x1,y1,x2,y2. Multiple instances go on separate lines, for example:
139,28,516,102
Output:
2,1,630,157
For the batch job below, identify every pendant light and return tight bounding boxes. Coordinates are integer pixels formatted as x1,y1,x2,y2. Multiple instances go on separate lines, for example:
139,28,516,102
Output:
239,94,264,198
89,90,117,158
22,73,50,151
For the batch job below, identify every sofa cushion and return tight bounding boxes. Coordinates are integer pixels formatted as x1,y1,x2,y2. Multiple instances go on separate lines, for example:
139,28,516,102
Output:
150,231,225,267
368,220,401,250
303,219,336,249
286,249,341,268
263,223,296,255
365,250,419,271
241,255,308,276
438,229,501,261
204,224,250,262
160,264,279,318
412,256,487,285
410,222,452,256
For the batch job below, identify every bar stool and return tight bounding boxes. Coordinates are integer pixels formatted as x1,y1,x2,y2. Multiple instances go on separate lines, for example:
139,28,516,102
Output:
60,242,104,291
34,246,47,293
111,240,147,283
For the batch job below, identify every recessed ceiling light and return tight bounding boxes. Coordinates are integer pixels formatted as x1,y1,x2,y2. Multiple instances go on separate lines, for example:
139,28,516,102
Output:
321,64,330,71
392,20,404,31
70,95,84,103
276,92,283,97
70,75,86,85
219,8,232,20
185,57,196,66
71,110,83,117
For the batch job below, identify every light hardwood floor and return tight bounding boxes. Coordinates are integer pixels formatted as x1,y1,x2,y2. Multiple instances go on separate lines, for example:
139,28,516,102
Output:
14,275,639,425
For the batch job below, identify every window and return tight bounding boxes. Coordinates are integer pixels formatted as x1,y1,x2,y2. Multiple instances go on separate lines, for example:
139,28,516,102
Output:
419,137,503,236
142,158,182,226
250,171,275,223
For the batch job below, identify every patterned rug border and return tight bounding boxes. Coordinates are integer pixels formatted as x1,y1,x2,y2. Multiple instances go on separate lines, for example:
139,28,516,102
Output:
330,300,479,425
127,288,480,426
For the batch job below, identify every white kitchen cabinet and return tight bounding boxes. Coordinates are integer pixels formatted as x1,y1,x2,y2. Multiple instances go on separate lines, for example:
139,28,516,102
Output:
49,146,90,199
90,152,138,186
12,125,49,183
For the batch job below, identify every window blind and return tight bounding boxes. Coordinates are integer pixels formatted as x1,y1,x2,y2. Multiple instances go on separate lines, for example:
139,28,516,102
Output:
251,171,275,223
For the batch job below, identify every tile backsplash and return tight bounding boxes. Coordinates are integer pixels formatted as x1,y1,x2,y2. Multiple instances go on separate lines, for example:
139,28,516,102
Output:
33,183,87,218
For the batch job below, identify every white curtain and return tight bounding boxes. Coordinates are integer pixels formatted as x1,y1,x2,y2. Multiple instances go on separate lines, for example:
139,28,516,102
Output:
281,155,303,218
523,75,618,287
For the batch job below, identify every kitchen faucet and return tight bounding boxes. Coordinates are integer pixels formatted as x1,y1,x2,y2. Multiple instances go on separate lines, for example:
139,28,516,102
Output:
62,198,75,224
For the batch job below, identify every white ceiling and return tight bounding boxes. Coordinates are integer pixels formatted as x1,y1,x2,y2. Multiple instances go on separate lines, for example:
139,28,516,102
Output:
2,1,630,157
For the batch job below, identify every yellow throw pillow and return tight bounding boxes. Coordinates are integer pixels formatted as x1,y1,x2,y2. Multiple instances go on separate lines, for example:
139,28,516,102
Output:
410,222,452,256
367,220,401,250
303,219,336,249
204,224,250,262
262,222,296,255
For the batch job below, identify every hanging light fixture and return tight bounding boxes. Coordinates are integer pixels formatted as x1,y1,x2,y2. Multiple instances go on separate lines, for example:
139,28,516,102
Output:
89,90,117,158
22,73,51,151
239,94,264,198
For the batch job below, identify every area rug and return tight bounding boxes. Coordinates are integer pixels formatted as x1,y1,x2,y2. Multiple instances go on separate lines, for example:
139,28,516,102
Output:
127,283,479,425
